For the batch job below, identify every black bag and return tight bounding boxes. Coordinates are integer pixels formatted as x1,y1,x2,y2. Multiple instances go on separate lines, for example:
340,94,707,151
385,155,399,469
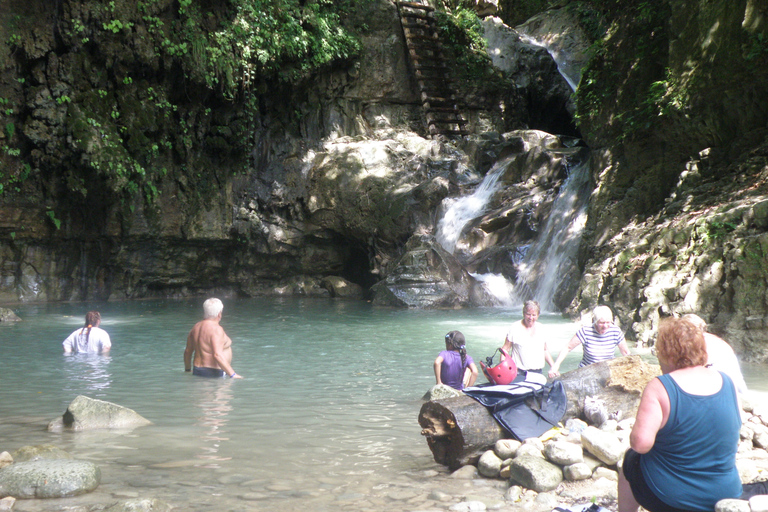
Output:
463,375,567,441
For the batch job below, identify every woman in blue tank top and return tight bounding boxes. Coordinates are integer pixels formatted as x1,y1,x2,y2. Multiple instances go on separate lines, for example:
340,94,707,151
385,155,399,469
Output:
618,317,743,512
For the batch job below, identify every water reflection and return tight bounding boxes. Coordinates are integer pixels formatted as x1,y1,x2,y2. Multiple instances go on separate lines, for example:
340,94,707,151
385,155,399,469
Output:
193,378,233,467
61,353,113,397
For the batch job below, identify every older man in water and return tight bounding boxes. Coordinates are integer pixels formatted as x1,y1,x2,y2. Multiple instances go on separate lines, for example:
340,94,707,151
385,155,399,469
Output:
184,298,243,379
548,305,631,378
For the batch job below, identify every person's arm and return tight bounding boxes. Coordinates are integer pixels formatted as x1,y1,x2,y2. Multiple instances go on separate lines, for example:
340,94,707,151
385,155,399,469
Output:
548,334,581,378
501,334,513,354
630,377,667,453
63,331,74,353
434,355,444,385
212,329,242,378
618,338,631,356
543,340,555,370
100,331,111,354
183,330,195,372
465,362,478,387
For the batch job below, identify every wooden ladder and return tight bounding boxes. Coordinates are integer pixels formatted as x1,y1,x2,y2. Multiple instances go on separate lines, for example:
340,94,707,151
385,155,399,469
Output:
396,1,469,138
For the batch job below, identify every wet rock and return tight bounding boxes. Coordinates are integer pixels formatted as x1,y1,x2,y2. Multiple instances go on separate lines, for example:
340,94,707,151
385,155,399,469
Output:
0,454,11,470
0,309,20,323
11,444,72,462
450,465,478,479
103,498,173,512
320,276,364,299
370,235,497,308
48,395,152,431
0,459,100,498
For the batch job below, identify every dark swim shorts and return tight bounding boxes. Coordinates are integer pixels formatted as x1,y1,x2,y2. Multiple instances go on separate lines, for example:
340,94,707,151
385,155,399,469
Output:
192,366,225,378
623,449,690,512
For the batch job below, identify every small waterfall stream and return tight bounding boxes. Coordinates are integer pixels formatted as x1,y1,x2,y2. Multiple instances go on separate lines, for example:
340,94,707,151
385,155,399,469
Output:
515,156,590,311
435,154,515,254
435,149,591,311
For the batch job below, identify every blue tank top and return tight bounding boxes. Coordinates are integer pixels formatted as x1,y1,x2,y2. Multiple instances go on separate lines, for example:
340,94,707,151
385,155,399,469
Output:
640,372,742,511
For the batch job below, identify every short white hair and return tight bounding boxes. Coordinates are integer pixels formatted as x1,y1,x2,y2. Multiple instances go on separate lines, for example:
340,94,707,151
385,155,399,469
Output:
592,305,613,324
203,298,224,319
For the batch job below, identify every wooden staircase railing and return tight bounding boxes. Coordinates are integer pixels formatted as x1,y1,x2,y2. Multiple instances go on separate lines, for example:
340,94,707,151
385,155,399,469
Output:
396,1,470,138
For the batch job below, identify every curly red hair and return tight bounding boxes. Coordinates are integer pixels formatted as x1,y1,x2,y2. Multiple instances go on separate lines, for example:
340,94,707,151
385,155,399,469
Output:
656,317,708,371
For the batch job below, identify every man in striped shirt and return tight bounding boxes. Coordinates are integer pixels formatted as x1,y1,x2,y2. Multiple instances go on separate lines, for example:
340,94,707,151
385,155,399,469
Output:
548,305,631,378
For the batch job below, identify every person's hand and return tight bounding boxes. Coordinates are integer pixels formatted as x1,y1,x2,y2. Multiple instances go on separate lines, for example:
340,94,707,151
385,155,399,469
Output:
232,373,243,379
548,369,560,379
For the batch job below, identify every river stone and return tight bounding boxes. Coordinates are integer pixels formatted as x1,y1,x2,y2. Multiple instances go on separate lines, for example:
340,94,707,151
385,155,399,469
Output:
11,444,72,462
0,454,11,470
320,276,364,299
0,308,20,322
104,498,173,512
48,395,152,431
0,497,14,511
715,499,751,512
581,426,625,465
562,462,592,481
752,496,768,512
477,450,503,478
422,384,462,401
0,459,100,498
507,455,563,492
494,438,521,459
543,440,583,465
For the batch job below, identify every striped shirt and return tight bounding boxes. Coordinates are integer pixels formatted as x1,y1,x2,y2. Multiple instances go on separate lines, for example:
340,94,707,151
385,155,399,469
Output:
576,324,624,367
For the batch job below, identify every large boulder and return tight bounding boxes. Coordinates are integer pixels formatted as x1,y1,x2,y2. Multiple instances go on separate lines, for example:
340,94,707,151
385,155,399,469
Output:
370,235,497,308
0,459,100,499
48,395,152,431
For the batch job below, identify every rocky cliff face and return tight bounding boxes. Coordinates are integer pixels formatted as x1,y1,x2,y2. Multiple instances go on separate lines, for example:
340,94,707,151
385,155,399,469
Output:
565,0,768,359
0,0,767,361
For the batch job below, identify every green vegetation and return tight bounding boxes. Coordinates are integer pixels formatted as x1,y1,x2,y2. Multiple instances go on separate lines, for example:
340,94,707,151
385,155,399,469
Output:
432,7,499,82
574,0,672,140
142,0,367,97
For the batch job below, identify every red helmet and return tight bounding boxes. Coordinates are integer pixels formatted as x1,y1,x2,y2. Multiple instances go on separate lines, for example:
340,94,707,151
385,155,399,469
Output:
480,348,518,385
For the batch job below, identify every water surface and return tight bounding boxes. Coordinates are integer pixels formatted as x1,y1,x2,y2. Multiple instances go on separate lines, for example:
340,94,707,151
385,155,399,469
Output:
0,298,764,511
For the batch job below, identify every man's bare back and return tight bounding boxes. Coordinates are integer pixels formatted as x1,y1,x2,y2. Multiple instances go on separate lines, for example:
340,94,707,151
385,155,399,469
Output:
184,298,242,378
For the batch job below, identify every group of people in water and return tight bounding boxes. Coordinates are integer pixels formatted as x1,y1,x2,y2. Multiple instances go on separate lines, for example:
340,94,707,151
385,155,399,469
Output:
61,298,765,512
433,301,633,391
433,299,766,512
61,298,242,379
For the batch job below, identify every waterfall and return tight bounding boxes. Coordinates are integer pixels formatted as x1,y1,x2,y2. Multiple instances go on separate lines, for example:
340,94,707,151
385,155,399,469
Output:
518,33,580,92
435,145,591,312
515,156,590,311
435,154,515,254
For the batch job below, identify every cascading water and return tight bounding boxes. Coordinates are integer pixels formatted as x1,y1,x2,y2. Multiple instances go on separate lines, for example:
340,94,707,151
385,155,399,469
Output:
514,153,590,311
517,33,580,92
435,154,516,254
435,147,591,311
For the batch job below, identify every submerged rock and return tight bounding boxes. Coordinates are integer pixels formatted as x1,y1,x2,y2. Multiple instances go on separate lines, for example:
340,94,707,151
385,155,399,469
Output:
0,459,100,499
48,395,152,432
11,445,72,462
